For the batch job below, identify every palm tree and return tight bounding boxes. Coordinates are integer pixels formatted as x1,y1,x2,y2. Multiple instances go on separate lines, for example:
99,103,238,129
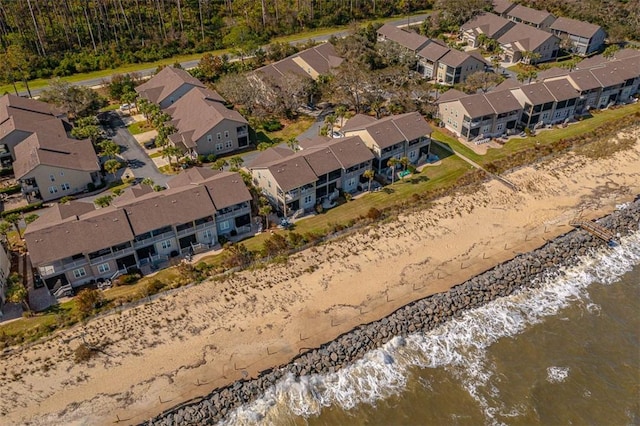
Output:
104,159,122,178
259,204,272,229
286,137,299,151
4,213,22,238
335,105,347,127
363,169,375,192
229,156,244,171
141,178,155,187
324,114,337,135
98,140,120,159
6,273,30,312
24,214,39,227
94,195,113,208
211,159,228,171
161,145,182,168
387,157,400,184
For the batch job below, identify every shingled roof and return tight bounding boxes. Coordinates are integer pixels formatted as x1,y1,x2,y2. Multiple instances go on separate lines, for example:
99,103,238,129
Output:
255,42,343,84
550,17,603,39
461,13,515,39
135,66,205,105
377,23,430,51
506,4,554,26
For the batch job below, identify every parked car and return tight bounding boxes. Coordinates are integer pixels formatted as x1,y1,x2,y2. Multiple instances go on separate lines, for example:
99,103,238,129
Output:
144,139,156,149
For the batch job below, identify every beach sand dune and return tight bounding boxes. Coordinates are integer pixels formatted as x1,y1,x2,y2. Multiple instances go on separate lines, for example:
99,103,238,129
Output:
1,129,639,425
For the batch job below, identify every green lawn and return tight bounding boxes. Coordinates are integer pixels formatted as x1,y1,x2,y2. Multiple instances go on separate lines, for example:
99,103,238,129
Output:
127,120,153,135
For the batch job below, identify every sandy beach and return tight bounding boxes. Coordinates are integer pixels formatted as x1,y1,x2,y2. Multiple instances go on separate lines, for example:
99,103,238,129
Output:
2,128,640,426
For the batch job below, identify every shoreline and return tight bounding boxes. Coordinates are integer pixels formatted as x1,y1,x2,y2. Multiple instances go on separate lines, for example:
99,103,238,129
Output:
149,200,640,425
1,128,639,425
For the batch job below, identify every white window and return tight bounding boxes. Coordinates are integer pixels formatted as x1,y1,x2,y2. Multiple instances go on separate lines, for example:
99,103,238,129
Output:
409,150,416,159
59,171,64,176
217,132,221,140
224,130,229,138
219,221,230,231
496,123,504,131
61,183,70,191
97,263,110,273
49,174,55,182
161,239,172,249
39,265,55,275
304,195,313,205
203,229,213,240
49,186,58,194
207,134,212,142
216,143,223,151
73,268,86,279
225,140,233,148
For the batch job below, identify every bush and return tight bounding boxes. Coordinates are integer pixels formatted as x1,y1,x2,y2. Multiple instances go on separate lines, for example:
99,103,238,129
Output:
116,273,141,286
1,202,43,218
367,207,382,220
74,343,94,363
87,182,95,192
75,288,105,318
206,154,217,163
262,119,283,132
145,279,165,296
0,167,13,177
0,185,21,195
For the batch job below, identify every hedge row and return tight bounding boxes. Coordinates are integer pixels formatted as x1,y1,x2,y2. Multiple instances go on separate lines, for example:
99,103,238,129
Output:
1,202,44,218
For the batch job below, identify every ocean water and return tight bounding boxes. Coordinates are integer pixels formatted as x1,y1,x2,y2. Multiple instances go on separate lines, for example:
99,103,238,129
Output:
224,224,640,426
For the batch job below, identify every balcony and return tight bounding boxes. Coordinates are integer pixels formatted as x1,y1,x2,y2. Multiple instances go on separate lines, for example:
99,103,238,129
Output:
215,207,250,223
133,231,175,249
89,246,135,265
176,221,215,237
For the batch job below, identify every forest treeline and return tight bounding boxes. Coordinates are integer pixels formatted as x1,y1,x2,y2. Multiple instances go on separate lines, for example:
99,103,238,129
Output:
0,0,637,87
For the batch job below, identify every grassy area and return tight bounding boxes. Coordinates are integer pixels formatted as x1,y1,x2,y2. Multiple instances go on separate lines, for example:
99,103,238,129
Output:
100,103,121,112
127,120,153,135
0,11,432,95
255,115,316,147
2,101,637,346
149,151,162,158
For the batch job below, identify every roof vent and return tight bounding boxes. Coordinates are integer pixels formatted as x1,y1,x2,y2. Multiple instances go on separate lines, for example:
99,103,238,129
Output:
172,200,177,203
113,218,118,222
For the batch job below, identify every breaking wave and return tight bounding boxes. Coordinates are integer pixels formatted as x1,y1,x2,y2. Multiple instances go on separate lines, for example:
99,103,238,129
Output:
223,229,640,425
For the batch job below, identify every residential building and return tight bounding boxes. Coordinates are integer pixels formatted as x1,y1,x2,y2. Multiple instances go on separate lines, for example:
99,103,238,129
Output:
439,90,522,141
0,241,11,317
498,23,560,64
549,17,606,55
13,128,101,202
510,80,579,129
255,42,343,85
504,4,555,29
0,94,67,162
435,49,487,85
416,40,487,84
376,23,430,54
135,66,206,109
460,13,515,48
25,169,252,288
249,136,374,215
166,87,249,157
492,0,516,17
341,112,432,173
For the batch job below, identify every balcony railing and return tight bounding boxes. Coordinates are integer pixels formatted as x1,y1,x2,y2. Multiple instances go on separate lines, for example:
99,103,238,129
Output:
177,221,215,237
133,231,175,248
89,246,135,265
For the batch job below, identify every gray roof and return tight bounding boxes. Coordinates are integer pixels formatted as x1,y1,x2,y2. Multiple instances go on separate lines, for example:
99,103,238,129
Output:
377,23,430,51
506,4,554,25
25,208,135,266
255,42,343,84
351,112,432,149
492,0,515,15
340,114,377,133
542,79,580,101
498,23,558,52
484,90,523,114
550,17,603,39
13,131,100,179
438,48,485,68
564,70,602,92
454,90,522,118
515,82,556,105
435,88,468,104
417,40,450,62
0,94,64,123
461,13,515,38
588,65,626,87
266,156,318,192
135,66,205,105
165,87,246,145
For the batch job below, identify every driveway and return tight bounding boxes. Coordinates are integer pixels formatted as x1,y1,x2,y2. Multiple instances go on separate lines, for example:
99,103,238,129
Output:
104,112,171,187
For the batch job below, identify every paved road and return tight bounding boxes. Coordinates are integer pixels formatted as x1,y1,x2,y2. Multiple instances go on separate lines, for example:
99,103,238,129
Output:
106,112,171,188
19,14,432,98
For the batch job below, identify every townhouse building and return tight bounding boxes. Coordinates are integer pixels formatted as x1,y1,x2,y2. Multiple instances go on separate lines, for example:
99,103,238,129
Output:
25,169,252,288
249,136,373,216
498,23,560,64
376,23,431,54
14,129,102,202
341,112,432,173
135,66,206,109
167,87,249,157
504,4,555,29
460,13,515,48
510,80,579,129
492,0,516,17
549,17,606,56
439,90,522,141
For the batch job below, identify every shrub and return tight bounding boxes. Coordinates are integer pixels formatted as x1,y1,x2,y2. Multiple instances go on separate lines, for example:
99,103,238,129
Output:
116,273,141,286
1,202,44,218
206,154,217,163
262,119,283,132
0,185,21,195
75,289,105,318
74,343,94,363
87,182,96,192
367,207,382,220
145,279,165,296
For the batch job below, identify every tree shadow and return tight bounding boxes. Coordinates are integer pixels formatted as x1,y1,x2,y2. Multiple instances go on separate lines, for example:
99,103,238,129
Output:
429,143,455,160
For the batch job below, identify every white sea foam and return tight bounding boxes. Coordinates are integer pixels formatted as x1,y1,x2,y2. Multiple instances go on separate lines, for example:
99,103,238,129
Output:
223,230,640,426
546,366,570,383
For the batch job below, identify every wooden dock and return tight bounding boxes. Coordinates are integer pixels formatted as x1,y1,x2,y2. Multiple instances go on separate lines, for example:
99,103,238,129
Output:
569,219,617,245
